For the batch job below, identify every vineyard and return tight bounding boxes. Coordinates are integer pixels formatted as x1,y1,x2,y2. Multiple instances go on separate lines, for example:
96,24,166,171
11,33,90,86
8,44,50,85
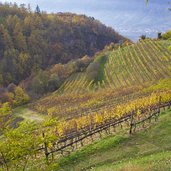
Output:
1,2,171,170
1,92,170,170
29,39,171,161
51,91,171,137
104,40,171,88
58,108,171,171
55,73,94,95
38,91,171,161
1,39,171,171
56,39,171,93
32,39,171,120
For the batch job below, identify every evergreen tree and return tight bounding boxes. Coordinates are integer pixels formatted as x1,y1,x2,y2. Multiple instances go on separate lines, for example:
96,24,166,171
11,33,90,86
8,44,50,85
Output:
35,5,40,14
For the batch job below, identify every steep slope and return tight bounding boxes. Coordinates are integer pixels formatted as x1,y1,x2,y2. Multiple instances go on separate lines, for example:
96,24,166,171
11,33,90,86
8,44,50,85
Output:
103,39,171,88
57,39,171,94
32,39,171,119
0,3,126,86
2,39,171,171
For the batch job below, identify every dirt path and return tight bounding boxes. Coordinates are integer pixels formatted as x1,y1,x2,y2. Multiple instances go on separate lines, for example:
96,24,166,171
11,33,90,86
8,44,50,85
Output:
12,106,48,122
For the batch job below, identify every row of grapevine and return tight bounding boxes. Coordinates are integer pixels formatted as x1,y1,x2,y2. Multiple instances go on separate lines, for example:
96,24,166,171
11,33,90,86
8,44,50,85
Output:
55,73,92,95
51,90,171,138
104,40,171,89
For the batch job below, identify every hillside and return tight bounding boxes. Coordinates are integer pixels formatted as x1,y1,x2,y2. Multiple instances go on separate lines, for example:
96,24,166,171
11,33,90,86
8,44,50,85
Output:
32,39,171,119
0,3,126,86
56,39,171,93
0,38,171,171
0,1,171,171
57,108,171,171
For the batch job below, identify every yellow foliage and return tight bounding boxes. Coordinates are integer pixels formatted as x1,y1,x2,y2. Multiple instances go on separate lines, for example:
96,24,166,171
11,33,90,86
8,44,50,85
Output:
13,86,30,106
54,91,171,138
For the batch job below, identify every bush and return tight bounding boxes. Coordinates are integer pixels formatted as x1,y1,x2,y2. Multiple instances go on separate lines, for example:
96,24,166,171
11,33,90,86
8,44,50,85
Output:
162,30,171,40
13,86,30,106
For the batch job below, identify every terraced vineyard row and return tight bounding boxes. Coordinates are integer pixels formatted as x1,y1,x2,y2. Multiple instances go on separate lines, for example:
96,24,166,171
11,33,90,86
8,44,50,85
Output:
104,40,171,88
55,73,93,95
33,86,145,119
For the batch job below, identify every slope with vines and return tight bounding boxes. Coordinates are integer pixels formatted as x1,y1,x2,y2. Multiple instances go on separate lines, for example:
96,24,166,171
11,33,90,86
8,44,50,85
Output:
30,39,171,125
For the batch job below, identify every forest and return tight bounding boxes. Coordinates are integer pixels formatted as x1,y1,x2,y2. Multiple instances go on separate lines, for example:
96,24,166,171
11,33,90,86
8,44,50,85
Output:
0,3,126,87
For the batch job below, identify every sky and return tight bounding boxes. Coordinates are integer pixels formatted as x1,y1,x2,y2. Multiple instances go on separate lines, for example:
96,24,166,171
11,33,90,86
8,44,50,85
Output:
1,0,171,41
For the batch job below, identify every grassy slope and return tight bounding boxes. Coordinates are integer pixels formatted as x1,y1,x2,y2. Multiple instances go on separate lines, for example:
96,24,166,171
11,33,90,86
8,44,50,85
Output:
94,53,108,84
56,108,171,171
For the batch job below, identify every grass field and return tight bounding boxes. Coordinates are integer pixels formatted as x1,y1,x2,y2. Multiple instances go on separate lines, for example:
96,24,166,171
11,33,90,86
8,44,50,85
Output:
56,108,171,171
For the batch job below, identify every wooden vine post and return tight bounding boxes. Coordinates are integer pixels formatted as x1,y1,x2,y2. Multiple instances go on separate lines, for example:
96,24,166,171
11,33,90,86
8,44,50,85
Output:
42,132,49,162
156,96,161,121
129,112,134,134
158,96,161,113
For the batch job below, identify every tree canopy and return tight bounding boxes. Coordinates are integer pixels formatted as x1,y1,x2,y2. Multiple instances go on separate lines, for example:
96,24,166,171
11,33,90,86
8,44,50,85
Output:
0,2,126,87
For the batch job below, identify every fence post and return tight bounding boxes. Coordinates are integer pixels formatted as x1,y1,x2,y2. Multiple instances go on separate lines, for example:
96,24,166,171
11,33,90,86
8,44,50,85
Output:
42,132,49,162
129,112,134,134
168,101,171,109
159,96,161,112
133,123,136,133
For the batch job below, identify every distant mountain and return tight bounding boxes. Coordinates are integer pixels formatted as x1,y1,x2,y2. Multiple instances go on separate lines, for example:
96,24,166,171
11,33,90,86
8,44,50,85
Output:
0,3,127,86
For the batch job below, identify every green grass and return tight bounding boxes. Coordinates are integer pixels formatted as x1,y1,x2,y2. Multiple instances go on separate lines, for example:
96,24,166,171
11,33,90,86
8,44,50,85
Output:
93,151,171,171
55,108,171,171
94,53,108,84
12,106,48,122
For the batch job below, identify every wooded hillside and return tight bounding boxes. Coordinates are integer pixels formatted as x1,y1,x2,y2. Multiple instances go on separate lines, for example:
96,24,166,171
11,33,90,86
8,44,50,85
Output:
0,3,126,86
